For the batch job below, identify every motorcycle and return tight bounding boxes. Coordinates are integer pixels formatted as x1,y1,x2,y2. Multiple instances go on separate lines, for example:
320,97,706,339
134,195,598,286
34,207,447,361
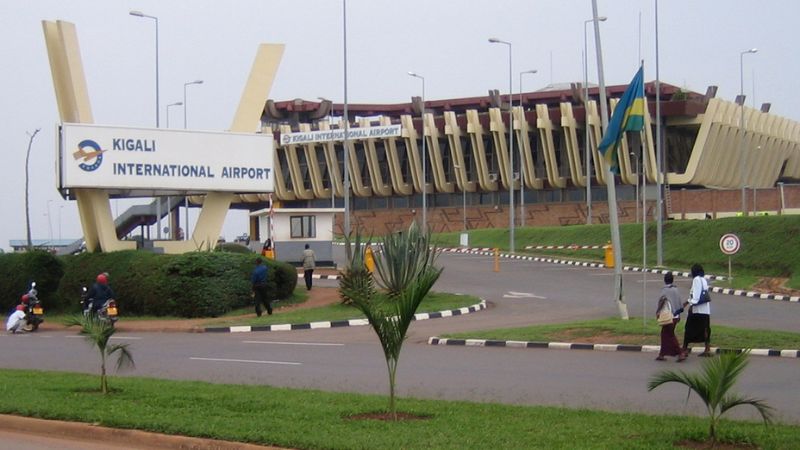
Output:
80,286,119,327
21,282,44,332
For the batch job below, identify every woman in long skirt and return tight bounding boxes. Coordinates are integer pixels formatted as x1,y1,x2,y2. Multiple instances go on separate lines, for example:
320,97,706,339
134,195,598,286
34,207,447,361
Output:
682,264,713,357
656,273,685,361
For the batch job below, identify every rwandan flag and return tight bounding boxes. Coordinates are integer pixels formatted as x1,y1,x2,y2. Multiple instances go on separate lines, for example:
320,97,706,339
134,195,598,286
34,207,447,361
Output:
597,66,645,174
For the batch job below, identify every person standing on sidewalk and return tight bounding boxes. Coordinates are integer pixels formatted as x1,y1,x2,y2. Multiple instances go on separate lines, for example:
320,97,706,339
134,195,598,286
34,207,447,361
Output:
251,258,271,316
302,244,316,290
683,263,712,357
656,272,685,362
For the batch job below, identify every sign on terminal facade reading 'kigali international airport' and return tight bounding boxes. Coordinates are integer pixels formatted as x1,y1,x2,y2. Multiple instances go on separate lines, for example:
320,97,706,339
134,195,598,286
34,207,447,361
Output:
59,123,274,193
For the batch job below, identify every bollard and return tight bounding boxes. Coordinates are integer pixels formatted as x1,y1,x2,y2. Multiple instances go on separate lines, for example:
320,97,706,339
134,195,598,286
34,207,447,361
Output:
365,245,375,274
494,248,500,272
603,241,614,268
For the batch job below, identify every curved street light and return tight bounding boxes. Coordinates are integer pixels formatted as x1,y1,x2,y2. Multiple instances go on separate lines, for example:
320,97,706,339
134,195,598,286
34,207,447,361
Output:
408,71,427,231
488,37,515,252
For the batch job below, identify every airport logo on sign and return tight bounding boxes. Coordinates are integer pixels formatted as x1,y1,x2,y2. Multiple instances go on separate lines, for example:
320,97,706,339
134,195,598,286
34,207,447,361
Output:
73,139,106,172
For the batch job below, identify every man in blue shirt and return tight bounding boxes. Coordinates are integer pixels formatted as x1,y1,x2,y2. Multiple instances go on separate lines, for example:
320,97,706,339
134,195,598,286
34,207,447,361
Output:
251,258,271,316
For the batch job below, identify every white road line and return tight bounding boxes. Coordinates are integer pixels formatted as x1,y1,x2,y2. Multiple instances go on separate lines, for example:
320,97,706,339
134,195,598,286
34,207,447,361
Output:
242,341,344,347
189,357,301,366
503,291,547,299
65,335,143,340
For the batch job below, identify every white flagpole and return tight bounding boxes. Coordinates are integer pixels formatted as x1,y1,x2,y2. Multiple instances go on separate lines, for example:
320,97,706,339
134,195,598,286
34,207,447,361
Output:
592,0,629,319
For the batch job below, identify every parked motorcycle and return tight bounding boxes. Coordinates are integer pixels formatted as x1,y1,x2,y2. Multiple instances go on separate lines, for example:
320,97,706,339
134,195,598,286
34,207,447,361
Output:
80,286,119,327
21,282,44,332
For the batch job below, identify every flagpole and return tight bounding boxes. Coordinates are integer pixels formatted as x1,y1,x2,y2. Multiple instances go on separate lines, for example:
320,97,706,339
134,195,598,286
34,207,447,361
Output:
592,0,629,320
641,61,647,330
655,0,664,267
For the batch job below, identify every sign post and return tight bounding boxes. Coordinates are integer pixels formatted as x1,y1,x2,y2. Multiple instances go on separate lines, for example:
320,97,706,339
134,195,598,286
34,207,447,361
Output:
719,233,741,283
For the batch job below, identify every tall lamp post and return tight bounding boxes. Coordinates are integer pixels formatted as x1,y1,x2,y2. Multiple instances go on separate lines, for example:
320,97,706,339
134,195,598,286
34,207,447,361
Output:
166,101,182,128
519,69,537,228
489,37,515,252
182,80,203,240
129,10,159,128
318,97,337,209
183,80,203,129
739,48,757,215
584,16,606,225
454,164,467,232
408,72,427,231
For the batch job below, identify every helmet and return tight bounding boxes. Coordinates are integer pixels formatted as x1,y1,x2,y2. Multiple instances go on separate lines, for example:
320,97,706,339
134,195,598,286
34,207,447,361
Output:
16,304,25,311
96,273,108,285
20,294,29,304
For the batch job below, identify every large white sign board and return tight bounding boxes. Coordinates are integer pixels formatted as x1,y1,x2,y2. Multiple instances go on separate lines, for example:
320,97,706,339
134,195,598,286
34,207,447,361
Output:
59,123,273,193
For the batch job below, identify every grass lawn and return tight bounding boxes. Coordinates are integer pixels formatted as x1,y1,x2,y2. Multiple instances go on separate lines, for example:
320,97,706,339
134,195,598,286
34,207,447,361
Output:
203,291,480,327
0,369,795,449
433,215,800,291
442,317,800,349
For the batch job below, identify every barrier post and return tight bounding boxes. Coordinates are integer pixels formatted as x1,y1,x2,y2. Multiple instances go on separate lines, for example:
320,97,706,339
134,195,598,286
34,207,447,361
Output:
603,241,614,268
494,248,500,272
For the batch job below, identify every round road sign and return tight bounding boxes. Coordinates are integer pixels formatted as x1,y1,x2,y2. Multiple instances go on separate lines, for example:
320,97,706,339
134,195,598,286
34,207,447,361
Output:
719,233,740,255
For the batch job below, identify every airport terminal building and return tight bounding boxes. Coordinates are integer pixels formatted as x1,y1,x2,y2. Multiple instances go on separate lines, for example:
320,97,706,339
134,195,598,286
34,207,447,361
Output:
239,81,800,238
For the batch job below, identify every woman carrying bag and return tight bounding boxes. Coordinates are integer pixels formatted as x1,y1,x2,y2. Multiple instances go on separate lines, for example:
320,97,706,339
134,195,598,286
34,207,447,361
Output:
655,272,685,362
682,263,713,357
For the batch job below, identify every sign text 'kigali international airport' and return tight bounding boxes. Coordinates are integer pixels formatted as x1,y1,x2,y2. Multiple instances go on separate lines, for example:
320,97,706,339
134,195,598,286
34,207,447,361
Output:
59,123,274,193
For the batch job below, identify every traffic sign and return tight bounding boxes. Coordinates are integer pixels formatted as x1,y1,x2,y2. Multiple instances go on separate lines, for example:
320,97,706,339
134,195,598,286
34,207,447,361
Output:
719,233,740,255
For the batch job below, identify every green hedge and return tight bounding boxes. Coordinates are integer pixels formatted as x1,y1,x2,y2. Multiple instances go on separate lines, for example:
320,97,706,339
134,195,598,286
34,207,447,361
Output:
36,251,297,318
0,251,64,313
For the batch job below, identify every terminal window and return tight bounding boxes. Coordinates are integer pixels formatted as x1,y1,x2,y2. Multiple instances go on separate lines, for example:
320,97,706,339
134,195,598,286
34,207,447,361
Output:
290,215,316,238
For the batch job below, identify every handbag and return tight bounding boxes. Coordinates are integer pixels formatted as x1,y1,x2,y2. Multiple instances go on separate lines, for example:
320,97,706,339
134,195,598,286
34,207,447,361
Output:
657,305,674,326
698,289,711,305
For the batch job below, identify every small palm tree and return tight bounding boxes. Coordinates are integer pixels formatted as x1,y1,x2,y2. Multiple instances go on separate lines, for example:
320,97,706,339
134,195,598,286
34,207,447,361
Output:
648,350,773,444
340,222,442,419
65,314,134,394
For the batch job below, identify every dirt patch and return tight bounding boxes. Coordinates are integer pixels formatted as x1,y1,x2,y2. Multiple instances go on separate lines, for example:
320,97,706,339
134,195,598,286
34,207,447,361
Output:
549,329,650,346
344,412,431,422
751,277,800,297
39,283,341,333
676,439,758,449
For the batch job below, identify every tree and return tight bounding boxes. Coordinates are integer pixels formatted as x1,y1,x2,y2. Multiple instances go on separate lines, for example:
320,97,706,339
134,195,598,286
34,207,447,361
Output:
65,314,135,394
648,350,773,444
339,222,442,419
24,128,41,251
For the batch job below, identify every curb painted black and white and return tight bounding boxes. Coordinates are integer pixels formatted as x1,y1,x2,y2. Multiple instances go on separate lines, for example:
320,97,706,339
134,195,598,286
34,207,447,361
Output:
427,337,800,359
440,246,799,303
204,299,487,333
297,273,342,281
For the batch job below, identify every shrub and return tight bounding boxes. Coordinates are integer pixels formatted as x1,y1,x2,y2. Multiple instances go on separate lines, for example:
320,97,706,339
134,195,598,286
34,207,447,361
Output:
0,251,64,312
53,251,296,318
215,243,253,254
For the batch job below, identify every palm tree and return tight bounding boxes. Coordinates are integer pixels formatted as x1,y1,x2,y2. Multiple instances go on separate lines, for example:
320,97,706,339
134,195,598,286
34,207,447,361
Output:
648,350,773,444
339,222,442,419
65,314,134,394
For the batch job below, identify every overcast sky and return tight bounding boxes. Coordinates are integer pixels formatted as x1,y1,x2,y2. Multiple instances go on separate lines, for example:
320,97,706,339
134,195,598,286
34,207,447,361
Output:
1,0,797,251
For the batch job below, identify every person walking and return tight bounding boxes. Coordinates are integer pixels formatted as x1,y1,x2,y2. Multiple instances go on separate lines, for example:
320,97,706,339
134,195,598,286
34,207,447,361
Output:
302,244,316,290
682,263,713,357
656,272,685,362
251,258,271,316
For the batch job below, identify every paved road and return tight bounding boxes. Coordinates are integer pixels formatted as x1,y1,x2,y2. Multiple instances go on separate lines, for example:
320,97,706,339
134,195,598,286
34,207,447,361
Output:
1,247,799,428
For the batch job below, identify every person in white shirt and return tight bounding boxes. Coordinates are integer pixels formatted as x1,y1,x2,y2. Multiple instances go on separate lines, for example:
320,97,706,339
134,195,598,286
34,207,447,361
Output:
6,305,26,334
682,264,712,357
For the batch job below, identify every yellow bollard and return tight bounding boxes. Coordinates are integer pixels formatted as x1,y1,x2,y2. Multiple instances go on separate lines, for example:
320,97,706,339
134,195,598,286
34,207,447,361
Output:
365,245,375,274
603,241,614,268
494,247,500,272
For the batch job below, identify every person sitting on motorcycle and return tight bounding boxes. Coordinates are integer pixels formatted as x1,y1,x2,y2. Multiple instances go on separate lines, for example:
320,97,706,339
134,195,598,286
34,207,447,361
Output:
6,305,26,334
85,273,116,314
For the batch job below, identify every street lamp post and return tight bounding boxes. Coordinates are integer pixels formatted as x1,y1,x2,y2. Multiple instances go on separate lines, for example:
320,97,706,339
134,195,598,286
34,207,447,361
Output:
181,80,203,241
519,69,537,228
454,164,467,232
183,80,203,129
489,37,515,253
740,48,757,215
630,151,639,223
318,96,336,209
129,10,159,128
408,72,427,232
584,16,606,225
342,0,351,236
166,101,182,128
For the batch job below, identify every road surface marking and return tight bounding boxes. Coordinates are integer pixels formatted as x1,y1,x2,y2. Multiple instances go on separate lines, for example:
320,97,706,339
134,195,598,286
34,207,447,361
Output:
190,357,301,366
65,335,143,340
503,291,547,299
242,341,344,347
